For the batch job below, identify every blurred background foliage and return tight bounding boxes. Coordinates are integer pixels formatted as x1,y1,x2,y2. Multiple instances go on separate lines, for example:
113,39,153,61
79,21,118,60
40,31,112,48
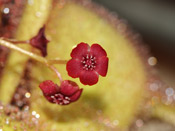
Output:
94,0,175,86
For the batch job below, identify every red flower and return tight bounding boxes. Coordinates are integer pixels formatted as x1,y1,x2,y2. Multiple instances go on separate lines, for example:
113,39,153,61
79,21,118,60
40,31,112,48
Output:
29,25,49,57
39,80,83,105
66,42,108,86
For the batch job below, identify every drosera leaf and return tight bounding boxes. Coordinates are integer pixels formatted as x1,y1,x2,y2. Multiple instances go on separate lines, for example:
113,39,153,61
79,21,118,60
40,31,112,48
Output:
0,103,49,131
152,103,175,125
0,0,52,104
30,1,148,130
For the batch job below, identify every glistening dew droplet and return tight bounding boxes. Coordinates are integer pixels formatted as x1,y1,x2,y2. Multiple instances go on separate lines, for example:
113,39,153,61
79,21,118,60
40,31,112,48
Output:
136,119,144,127
25,92,31,98
32,111,36,116
148,56,157,66
3,8,10,14
165,88,174,96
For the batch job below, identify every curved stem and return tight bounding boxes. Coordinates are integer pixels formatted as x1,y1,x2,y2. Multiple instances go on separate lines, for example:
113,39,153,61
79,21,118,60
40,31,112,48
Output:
48,65,63,82
0,38,65,81
48,59,67,65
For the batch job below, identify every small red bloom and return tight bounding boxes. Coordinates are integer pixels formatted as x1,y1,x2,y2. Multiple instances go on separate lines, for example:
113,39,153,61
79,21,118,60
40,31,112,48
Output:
39,80,83,105
66,42,108,86
29,25,49,57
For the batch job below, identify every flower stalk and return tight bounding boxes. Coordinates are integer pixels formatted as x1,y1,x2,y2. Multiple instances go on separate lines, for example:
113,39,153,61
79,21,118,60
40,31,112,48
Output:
0,38,65,82
48,65,63,82
0,38,47,63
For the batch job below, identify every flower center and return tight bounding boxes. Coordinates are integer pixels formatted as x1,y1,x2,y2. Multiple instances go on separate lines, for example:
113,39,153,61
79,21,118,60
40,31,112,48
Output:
51,93,70,105
81,54,96,71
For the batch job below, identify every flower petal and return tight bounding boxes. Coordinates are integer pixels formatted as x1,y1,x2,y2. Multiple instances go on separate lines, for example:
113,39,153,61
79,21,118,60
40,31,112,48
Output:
39,80,58,96
90,44,107,58
70,89,83,102
44,95,55,103
95,56,109,76
60,80,79,96
71,42,89,59
79,71,99,85
66,59,81,78
29,26,49,57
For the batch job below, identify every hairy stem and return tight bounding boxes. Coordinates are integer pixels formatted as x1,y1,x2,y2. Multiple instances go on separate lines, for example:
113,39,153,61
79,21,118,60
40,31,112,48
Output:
48,59,67,64
0,38,64,82
48,65,63,82
0,38,47,64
